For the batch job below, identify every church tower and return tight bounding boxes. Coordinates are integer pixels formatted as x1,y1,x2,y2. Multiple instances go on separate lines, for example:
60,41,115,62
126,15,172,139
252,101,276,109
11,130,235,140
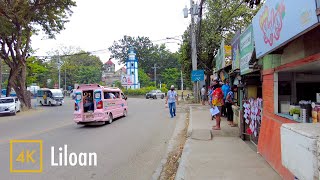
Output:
126,47,139,89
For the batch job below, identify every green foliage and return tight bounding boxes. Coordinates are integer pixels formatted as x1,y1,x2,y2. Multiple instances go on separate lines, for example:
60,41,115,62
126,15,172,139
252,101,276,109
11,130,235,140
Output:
108,36,180,76
290,108,300,115
26,57,49,86
45,49,103,88
179,0,261,88
0,0,76,108
76,66,102,84
161,68,180,89
114,80,123,89
138,68,151,87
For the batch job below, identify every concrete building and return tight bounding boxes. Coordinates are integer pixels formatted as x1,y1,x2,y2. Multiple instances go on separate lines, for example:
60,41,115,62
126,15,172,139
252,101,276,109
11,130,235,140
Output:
102,59,126,87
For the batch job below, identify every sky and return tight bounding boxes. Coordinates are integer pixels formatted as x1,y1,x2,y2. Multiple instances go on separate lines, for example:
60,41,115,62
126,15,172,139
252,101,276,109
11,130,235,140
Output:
31,0,192,70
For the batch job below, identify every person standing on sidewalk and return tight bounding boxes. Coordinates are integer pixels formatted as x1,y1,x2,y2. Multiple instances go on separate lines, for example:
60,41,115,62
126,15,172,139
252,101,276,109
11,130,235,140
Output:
211,80,224,130
226,85,238,127
221,79,230,117
166,85,179,118
201,85,206,105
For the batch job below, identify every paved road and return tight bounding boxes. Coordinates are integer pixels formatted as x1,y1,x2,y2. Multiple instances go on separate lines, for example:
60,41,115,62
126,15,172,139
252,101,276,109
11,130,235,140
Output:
0,97,181,180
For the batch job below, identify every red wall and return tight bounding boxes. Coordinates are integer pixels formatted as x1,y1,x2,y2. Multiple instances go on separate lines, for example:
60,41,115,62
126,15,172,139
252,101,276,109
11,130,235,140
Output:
258,72,295,180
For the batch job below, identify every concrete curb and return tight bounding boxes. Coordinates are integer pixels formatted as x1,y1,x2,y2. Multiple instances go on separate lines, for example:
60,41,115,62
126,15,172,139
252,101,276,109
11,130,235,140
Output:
187,106,193,138
175,106,194,180
175,139,191,180
152,112,187,180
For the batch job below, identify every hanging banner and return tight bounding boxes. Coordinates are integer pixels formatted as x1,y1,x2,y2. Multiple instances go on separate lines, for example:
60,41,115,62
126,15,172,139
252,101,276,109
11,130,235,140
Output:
253,0,319,59
240,24,254,75
231,30,241,70
215,39,232,71
215,39,225,71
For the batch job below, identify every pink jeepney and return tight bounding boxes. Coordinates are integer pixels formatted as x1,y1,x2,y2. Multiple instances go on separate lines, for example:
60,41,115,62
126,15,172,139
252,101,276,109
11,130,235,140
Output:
73,84,128,125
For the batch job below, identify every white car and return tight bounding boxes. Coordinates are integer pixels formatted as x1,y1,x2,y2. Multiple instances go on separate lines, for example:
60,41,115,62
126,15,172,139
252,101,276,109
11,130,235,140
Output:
0,97,21,115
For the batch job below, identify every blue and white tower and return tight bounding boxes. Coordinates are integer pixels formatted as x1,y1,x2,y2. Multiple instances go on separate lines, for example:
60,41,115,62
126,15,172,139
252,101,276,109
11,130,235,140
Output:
126,47,140,89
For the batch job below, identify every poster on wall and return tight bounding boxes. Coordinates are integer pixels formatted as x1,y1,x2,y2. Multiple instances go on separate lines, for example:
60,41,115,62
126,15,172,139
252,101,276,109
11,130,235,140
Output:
121,75,133,86
240,24,254,75
231,30,241,70
252,0,319,59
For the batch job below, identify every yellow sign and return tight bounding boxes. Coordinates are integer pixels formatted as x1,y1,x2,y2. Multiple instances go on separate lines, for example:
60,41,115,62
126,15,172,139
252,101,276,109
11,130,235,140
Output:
225,45,231,56
10,140,43,173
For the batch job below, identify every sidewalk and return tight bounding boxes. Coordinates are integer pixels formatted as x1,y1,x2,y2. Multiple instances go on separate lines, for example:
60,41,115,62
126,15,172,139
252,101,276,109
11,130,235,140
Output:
175,105,282,180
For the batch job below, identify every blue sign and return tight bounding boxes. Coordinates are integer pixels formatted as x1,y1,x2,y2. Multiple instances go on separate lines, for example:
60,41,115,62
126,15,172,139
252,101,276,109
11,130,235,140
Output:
253,0,319,58
191,70,204,82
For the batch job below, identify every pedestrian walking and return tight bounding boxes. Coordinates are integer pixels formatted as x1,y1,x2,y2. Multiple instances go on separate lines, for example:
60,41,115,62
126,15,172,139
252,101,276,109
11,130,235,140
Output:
221,79,230,117
201,85,206,105
166,85,179,118
211,80,224,130
226,85,238,127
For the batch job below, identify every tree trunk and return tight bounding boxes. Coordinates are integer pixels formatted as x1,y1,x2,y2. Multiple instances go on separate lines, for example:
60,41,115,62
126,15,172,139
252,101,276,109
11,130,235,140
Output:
13,63,31,109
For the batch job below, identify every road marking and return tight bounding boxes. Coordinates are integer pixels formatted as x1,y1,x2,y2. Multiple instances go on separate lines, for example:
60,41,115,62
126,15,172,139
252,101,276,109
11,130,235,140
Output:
0,122,74,145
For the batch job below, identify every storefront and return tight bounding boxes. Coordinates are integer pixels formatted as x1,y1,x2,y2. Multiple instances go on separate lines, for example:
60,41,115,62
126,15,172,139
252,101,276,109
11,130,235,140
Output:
252,0,320,179
238,24,263,146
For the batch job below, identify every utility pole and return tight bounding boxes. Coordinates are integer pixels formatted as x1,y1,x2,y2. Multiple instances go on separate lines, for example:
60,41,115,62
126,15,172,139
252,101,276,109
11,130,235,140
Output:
181,70,184,98
190,0,198,103
151,64,160,87
64,66,67,95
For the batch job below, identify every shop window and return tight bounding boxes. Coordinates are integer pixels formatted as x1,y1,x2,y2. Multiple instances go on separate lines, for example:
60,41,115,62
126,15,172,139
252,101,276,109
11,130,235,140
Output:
275,70,320,122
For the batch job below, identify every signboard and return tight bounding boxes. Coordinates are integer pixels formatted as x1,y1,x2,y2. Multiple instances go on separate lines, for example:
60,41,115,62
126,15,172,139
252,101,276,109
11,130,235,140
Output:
215,39,233,70
231,30,241,70
240,24,254,75
253,0,319,58
121,75,134,86
225,45,232,67
191,70,204,82
215,39,225,71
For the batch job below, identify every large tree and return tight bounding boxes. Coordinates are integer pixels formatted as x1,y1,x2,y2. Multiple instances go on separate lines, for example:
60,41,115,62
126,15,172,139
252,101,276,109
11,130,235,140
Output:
180,0,261,88
0,0,76,109
108,35,181,78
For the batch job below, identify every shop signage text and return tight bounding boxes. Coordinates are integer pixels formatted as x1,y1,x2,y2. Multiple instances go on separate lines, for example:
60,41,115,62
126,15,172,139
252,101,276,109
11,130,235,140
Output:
253,0,319,58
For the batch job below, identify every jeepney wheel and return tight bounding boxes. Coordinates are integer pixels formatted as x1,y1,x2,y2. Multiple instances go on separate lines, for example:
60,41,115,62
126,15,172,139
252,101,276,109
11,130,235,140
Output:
161,95,164,99
123,109,127,117
108,113,113,124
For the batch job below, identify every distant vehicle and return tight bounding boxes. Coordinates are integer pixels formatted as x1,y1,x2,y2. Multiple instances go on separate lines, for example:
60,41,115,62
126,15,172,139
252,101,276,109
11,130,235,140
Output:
37,89,64,106
27,85,40,96
73,84,128,125
1,89,17,97
145,90,165,99
0,97,21,115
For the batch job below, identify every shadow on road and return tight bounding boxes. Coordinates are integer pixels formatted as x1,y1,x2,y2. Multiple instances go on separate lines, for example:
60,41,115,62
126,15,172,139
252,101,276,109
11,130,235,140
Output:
76,117,123,129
